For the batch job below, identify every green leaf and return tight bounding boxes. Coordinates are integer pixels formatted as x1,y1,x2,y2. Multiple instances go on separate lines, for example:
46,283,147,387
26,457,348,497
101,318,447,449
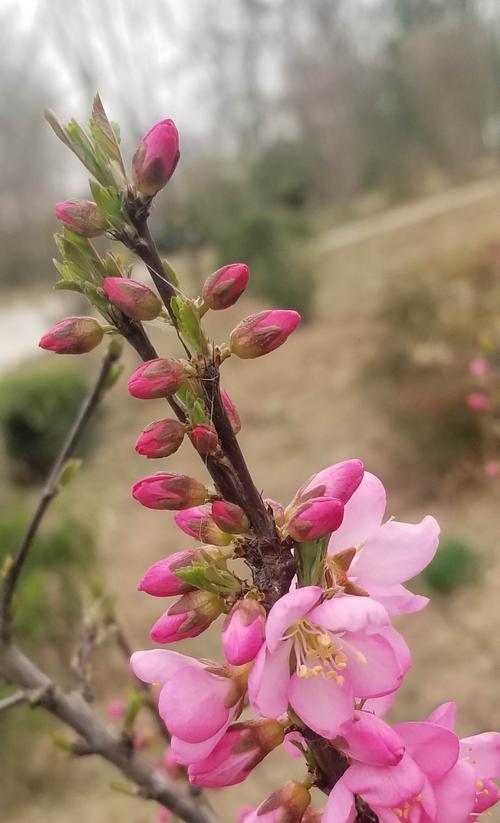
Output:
175,562,241,595
171,296,207,353
102,362,124,391
53,280,83,293
56,459,83,489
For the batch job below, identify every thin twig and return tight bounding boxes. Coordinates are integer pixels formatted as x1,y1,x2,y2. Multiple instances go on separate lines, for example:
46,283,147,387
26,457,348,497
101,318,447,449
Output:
0,343,121,641
0,689,27,713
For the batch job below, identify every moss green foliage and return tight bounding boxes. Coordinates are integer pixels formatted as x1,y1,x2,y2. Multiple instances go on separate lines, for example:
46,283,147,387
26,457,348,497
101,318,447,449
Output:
422,538,478,594
0,362,94,484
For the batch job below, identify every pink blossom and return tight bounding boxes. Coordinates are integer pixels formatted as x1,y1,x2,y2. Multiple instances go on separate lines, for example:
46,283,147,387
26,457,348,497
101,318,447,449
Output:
55,199,106,237
103,277,161,321
106,698,126,720
174,505,232,545
212,501,250,534
285,496,344,542
39,316,104,354
230,310,301,359
132,118,180,196
222,600,266,665
469,356,490,377
188,719,284,787
248,587,410,739
130,650,248,763
132,473,208,510
135,419,185,458
189,424,219,456
137,550,198,597
202,263,250,310
466,391,491,412
150,590,224,643
127,358,186,400
290,460,365,509
327,472,440,614
338,709,405,767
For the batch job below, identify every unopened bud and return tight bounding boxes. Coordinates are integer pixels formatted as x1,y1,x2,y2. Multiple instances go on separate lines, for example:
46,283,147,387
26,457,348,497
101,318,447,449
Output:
151,589,223,643
202,263,249,310
55,199,106,237
222,600,266,665
286,496,344,542
264,498,285,528
230,310,301,359
249,781,311,823
221,389,241,434
137,550,198,597
135,419,185,458
132,473,208,510
128,358,185,399
174,505,232,546
212,501,250,534
103,277,161,321
132,118,180,197
39,316,104,354
189,424,219,456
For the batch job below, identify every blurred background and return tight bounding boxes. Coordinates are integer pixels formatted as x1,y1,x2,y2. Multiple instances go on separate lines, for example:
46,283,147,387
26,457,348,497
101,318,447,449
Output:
1,0,500,820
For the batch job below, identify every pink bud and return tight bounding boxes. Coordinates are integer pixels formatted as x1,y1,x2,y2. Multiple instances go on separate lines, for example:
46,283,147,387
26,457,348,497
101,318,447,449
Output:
338,711,405,767
222,600,266,665
188,719,284,788
221,389,241,434
55,199,106,237
132,118,180,197
469,356,490,377
229,310,301,359
103,277,161,321
286,496,344,541
135,419,185,458
264,498,285,528
212,501,250,534
189,424,219,456
132,473,208,510
202,263,250,310
106,699,126,721
151,590,223,643
137,550,198,596
292,459,364,507
245,782,311,823
466,391,491,412
39,316,104,354
174,505,232,546
128,358,185,399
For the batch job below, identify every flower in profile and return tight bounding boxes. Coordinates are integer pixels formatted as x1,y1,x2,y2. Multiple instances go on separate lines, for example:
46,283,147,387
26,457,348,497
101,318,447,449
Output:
132,118,180,196
132,473,208,510
327,472,439,614
285,496,344,542
137,550,199,597
55,199,106,237
202,263,250,310
135,419,185,458
39,316,104,354
103,277,162,321
222,600,266,665
150,589,224,643
230,310,301,359
249,586,409,739
128,358,185,399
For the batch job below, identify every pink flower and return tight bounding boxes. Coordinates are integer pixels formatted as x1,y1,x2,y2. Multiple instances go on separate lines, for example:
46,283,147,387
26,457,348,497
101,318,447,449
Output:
469,356,490,377
290,460,364,508
202,263,250,310
248,587,409,739
132,473,208,510
221,388,241,434
132,118,180,196
137,550,198,597
150,590,224,643
130,650,248,763
158,810,172,823
243,781,311,823
106,698,126,720
484,460,500,478
327,472,440,614
135,419,185,458
230,310,301,359
222,600,266,665
466,391,491,412
55,199,106,237
338,709,405,767
39,316,104,354
285,497,344,542
103,277,161,321
174,505,232,546
212,501,250,534
189,424,219,456
188,719,284,787
128,358,186,400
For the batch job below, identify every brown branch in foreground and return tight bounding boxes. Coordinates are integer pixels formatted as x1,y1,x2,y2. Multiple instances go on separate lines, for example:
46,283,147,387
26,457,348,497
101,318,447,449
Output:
0,343,121,642
0,643,218,823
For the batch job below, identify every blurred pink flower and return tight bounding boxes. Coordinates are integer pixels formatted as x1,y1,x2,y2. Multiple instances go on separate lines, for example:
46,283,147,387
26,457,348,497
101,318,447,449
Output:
469,356,490,377
466,392,491,412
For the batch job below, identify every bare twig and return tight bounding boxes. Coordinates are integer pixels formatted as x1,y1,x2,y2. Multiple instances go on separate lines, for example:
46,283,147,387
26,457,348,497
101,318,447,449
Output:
0,689,27,713
0,343,121,641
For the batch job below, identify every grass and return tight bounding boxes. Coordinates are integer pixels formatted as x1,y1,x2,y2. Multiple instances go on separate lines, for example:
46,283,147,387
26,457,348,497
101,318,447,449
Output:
3,192,500,821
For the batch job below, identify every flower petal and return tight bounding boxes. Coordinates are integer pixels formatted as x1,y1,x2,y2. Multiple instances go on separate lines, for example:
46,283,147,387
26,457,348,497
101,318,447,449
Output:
356,581,429,615
339,711,405,767
248,641,291,718
328,472,386,553
343,631,407,698
308,595,389,634
459,732,500,779
324,777,356,823
170,723,231,764
158,667,231,743
351,516,440,584
130,649,201,685
343,753,425,806
433,760,476,823
265,586,321,652
288,666,354,738
426,702,457,731
395,721,459,781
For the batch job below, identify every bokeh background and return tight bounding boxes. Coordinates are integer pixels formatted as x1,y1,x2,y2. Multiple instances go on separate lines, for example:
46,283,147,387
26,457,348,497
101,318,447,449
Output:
1,0,500,820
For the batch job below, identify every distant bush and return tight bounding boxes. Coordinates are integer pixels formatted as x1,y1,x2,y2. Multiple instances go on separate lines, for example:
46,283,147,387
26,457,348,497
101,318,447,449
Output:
250,140,314,210
215,210,315,321
0,362,94,484
422,538,478,594
0,507,95,641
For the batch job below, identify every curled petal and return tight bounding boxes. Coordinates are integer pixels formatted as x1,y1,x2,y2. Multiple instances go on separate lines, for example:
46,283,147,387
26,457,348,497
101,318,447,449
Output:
265,586,322,652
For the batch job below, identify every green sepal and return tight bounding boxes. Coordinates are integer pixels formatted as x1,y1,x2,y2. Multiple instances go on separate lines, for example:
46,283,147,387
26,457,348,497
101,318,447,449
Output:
295,536,329,586
175,561,241,595
171,296,207,353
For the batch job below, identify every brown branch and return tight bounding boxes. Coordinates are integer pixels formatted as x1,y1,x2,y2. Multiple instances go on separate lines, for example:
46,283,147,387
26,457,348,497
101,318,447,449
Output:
0,689,27,713
0,343,121,642
0,643,218,823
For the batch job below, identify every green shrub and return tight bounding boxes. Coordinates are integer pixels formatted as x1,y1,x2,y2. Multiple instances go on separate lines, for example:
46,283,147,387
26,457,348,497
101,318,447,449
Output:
215,210,315,321
0,362,93,484
0,507,95,641
422,538,478,594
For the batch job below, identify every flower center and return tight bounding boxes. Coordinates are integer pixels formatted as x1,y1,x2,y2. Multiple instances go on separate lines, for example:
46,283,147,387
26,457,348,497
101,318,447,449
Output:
392,795,422,820
284,619,359,684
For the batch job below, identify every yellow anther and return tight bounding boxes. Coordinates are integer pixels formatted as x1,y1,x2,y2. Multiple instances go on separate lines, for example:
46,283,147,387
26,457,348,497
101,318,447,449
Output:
393,809,403,818
337,675,345,686
476,780,484,789
298,664,308,678
319,633,331,647
356,651,368,665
